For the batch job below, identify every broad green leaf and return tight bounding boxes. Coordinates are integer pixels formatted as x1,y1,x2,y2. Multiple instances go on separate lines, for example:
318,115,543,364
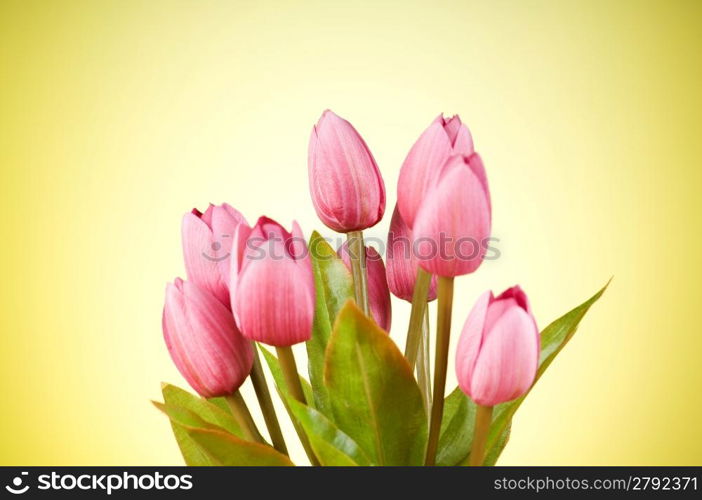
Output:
286,397,373,466
161,383,242,436
324,301,427,465
153,401,221,430
153,401,216,466
185,426,294,466
306,231,354,416
160,383,245,465
437,282,608,466
436,387,476,466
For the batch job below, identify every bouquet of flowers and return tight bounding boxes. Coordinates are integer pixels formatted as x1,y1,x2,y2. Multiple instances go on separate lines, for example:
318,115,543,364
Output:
155,110,607,466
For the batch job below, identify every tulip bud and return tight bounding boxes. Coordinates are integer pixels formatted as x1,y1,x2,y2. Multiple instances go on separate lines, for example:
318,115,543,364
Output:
162,278,254,398
308,110,386,232
413,153,491,277
182,203,248,307
386,205,437,302
231,217,315,346
337,243,392,331
398,114,474,227
455,286,539,406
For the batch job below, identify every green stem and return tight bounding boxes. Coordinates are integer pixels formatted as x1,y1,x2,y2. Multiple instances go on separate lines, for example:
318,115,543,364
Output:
424,276,454,466
468,405,494,466
224,391,265,444
249,349,288,454
275,346,320,466
416,306,432,412
346,230,370,315
403,268,432,370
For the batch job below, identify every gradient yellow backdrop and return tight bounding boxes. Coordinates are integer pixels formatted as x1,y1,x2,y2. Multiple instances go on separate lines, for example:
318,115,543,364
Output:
1,0,701,465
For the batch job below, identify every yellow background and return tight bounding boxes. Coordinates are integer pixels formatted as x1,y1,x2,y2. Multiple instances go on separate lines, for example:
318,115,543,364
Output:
1,0,701,465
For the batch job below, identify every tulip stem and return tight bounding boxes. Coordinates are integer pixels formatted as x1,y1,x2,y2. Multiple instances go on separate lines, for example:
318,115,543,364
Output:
468,405,494,466
250,349,288,455
275,346,321,466
346,230,370,316
225,391,265,444
424,276,454,466
404,268,432,370
416,306,432,412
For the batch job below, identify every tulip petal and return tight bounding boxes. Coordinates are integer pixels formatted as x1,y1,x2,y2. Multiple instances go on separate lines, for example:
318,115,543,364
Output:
467,153,491,217
182,212,229,306
496,285,532,315
386,205,437,302
163,280,253,398
308,110,385,232
469,306,539,406
235,251,315,347
413,158,492,277
443,115,474,153
455,290,492,396
397,121,453,227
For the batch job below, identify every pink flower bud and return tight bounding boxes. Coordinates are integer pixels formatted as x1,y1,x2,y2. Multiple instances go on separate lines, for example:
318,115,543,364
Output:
398,114,474,228
455,286,539,406
337,243,392,332
231,217,315,346
308,110,386,232
386,205,437,302
182,203,248,307
162,278,254,398
413,153,491,277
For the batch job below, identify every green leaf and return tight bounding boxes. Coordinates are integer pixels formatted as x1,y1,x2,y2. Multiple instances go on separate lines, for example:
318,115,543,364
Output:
437,282,609,466
153,401,221,430
324,300,427,465
306,231,354,417
185,426,294,466
436,387,476,466
286,397,374,466
153,401,216,466
161,383,242,436
159,383,245,465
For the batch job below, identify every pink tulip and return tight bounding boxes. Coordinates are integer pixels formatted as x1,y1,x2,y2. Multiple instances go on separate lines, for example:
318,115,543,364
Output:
386,205,437,302
398,114,474,227
182,203,248,307
337,243,392,331
308,110,386,232
413,153,491,277
455,286,539,406
162,278,254,398
231,217,315,346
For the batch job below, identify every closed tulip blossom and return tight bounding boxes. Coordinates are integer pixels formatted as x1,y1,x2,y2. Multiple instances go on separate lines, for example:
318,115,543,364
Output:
308,110,386,232
455,286,539,406
398,114,474,227
231,217,315,347
338,242,392,331
162,278,254,398
413,153,491,277
182,203,248,306
386,205,437,303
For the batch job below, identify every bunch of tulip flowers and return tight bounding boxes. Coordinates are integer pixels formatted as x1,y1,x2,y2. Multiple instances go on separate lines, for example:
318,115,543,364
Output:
158,110,606,466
